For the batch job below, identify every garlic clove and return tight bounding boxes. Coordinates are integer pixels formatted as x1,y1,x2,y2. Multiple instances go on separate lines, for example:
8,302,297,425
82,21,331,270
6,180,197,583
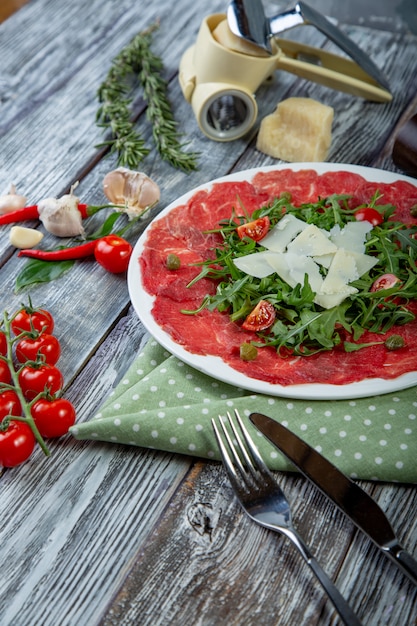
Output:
103,168,160,217
10,226,44,249
0,183,28,214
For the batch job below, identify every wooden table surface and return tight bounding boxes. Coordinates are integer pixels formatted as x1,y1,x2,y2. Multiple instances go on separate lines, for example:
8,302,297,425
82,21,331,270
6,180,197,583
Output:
1,1,417,625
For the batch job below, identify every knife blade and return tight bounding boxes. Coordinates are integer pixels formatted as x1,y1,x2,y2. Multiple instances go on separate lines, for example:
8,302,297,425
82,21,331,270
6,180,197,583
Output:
250,412,417,586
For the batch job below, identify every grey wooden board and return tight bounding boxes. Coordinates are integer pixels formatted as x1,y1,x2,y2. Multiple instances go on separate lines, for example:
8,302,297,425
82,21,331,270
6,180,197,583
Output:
0,0,416,625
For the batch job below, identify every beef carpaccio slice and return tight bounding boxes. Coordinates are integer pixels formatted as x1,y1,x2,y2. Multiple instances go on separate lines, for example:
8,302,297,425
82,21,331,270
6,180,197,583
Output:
138,170,417,387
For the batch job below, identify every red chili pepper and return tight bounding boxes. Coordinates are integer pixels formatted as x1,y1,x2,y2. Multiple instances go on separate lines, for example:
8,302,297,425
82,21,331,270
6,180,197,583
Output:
18,240,97,261
0,205,39,225
0,202,91,225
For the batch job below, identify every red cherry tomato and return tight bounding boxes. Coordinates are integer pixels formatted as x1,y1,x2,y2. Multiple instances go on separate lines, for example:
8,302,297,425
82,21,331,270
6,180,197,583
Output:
16,334,61,365
0,420,36,467
237,216,270,242
242,300,276,332
18,364,64,400
354,207,383,226
0,390,22,420
31,398,76,438
11,307,54,336
94,235,133,274
0,359,12,385
0,331,7,356
370,273,401,292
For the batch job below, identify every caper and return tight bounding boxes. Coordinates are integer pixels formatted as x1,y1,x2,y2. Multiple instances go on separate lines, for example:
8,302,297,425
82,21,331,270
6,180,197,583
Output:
280,191,292,202
384,335,405,350
240,342,258,361
410,204,417,218
165,253,181,270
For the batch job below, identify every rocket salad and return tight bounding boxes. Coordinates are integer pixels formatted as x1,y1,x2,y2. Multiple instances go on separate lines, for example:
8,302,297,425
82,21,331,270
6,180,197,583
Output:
183,192,417,356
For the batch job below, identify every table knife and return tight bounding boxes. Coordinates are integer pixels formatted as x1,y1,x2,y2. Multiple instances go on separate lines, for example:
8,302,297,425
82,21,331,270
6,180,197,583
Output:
250,412,417,586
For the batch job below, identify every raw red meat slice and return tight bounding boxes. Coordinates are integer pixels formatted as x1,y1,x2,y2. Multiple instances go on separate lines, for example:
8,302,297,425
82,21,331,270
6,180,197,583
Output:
139,169,417,387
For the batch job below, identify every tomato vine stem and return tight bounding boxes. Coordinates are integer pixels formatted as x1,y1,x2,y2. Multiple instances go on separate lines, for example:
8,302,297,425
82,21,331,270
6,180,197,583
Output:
0,312,50,456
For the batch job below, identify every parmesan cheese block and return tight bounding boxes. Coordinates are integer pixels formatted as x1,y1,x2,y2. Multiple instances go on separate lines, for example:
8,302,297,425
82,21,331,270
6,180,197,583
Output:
256,97,334,162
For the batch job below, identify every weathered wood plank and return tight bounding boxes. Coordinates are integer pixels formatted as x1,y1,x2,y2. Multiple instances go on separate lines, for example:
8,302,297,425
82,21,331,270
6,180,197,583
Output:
0,1,416,625
100,463,417,626
0,309,193,626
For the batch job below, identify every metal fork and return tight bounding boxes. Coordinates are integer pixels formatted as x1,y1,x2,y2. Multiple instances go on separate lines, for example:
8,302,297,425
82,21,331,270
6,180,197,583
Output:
212,410,363,626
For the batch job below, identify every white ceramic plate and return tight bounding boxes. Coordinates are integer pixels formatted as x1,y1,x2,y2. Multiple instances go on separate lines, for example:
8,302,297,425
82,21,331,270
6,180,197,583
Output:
128,163,417,400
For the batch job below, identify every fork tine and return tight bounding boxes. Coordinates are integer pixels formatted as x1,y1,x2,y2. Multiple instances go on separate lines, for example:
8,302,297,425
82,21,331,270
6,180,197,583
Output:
211,417,241,482
226,411,254,471
233,409,276,484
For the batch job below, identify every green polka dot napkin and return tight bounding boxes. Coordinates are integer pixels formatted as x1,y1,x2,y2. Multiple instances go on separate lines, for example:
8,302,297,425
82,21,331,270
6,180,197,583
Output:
70,339,417,483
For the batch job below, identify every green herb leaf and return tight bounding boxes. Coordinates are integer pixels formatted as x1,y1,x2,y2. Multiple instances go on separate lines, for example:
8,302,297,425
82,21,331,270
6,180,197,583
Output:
96,22,199,172
15,259,75,291
183,193,417,354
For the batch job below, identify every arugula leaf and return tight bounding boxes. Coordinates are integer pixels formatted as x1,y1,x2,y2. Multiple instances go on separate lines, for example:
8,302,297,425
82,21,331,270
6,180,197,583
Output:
184,193,417,354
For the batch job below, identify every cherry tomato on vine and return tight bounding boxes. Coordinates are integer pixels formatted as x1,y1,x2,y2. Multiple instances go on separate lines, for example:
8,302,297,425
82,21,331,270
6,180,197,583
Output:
11,307,54,336
0,331,7,356
237,216,270,242
18,363,63,400
0,420,36,467
242,300,276,332
31,397,76,438
0,360,12,385
354,207,383,226
0,390,22,420
16,333,61,366
371,273,401,292
94,235,133,274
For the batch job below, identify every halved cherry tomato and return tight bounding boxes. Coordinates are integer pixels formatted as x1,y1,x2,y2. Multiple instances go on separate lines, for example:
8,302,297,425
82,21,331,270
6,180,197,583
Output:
0,331,7,356
370,273,401,292
0,420,36,467
11,307,54,336
237,216,270,242
16,333,61,365
0,390,22,420
31,397,76,438
242,300,276,332
0,360,12,385
18,363,63,400
354,207,383,226
94,235,132,274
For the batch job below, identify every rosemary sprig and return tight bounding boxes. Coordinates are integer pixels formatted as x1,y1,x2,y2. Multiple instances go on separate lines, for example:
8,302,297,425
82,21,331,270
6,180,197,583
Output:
96,22,199,172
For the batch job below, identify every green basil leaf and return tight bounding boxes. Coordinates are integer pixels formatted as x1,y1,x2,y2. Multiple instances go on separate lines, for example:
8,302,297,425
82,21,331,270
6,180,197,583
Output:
15,259,75,291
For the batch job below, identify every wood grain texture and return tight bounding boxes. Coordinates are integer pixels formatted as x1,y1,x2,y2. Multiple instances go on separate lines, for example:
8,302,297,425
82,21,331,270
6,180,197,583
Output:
0,0,416,625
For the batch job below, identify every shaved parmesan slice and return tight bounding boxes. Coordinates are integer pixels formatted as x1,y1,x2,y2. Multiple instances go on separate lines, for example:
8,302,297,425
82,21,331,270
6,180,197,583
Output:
287,223,337,256
233,251,277,278
312,252,335,268
348,250,379,276
329,221,373,253
261,214,306,252
267,252,323,293
314,290,357,309
320,249,359,294
232,210,379,311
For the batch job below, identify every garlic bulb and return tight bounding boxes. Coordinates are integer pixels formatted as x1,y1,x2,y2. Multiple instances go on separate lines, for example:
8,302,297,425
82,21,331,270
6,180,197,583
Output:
37,189,84,237
103,168,160,218
0,184,27,215
10,226,44,249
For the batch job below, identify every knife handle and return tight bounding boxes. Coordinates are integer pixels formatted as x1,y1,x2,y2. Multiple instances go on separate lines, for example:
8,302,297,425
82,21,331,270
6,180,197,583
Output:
386,542,417,586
